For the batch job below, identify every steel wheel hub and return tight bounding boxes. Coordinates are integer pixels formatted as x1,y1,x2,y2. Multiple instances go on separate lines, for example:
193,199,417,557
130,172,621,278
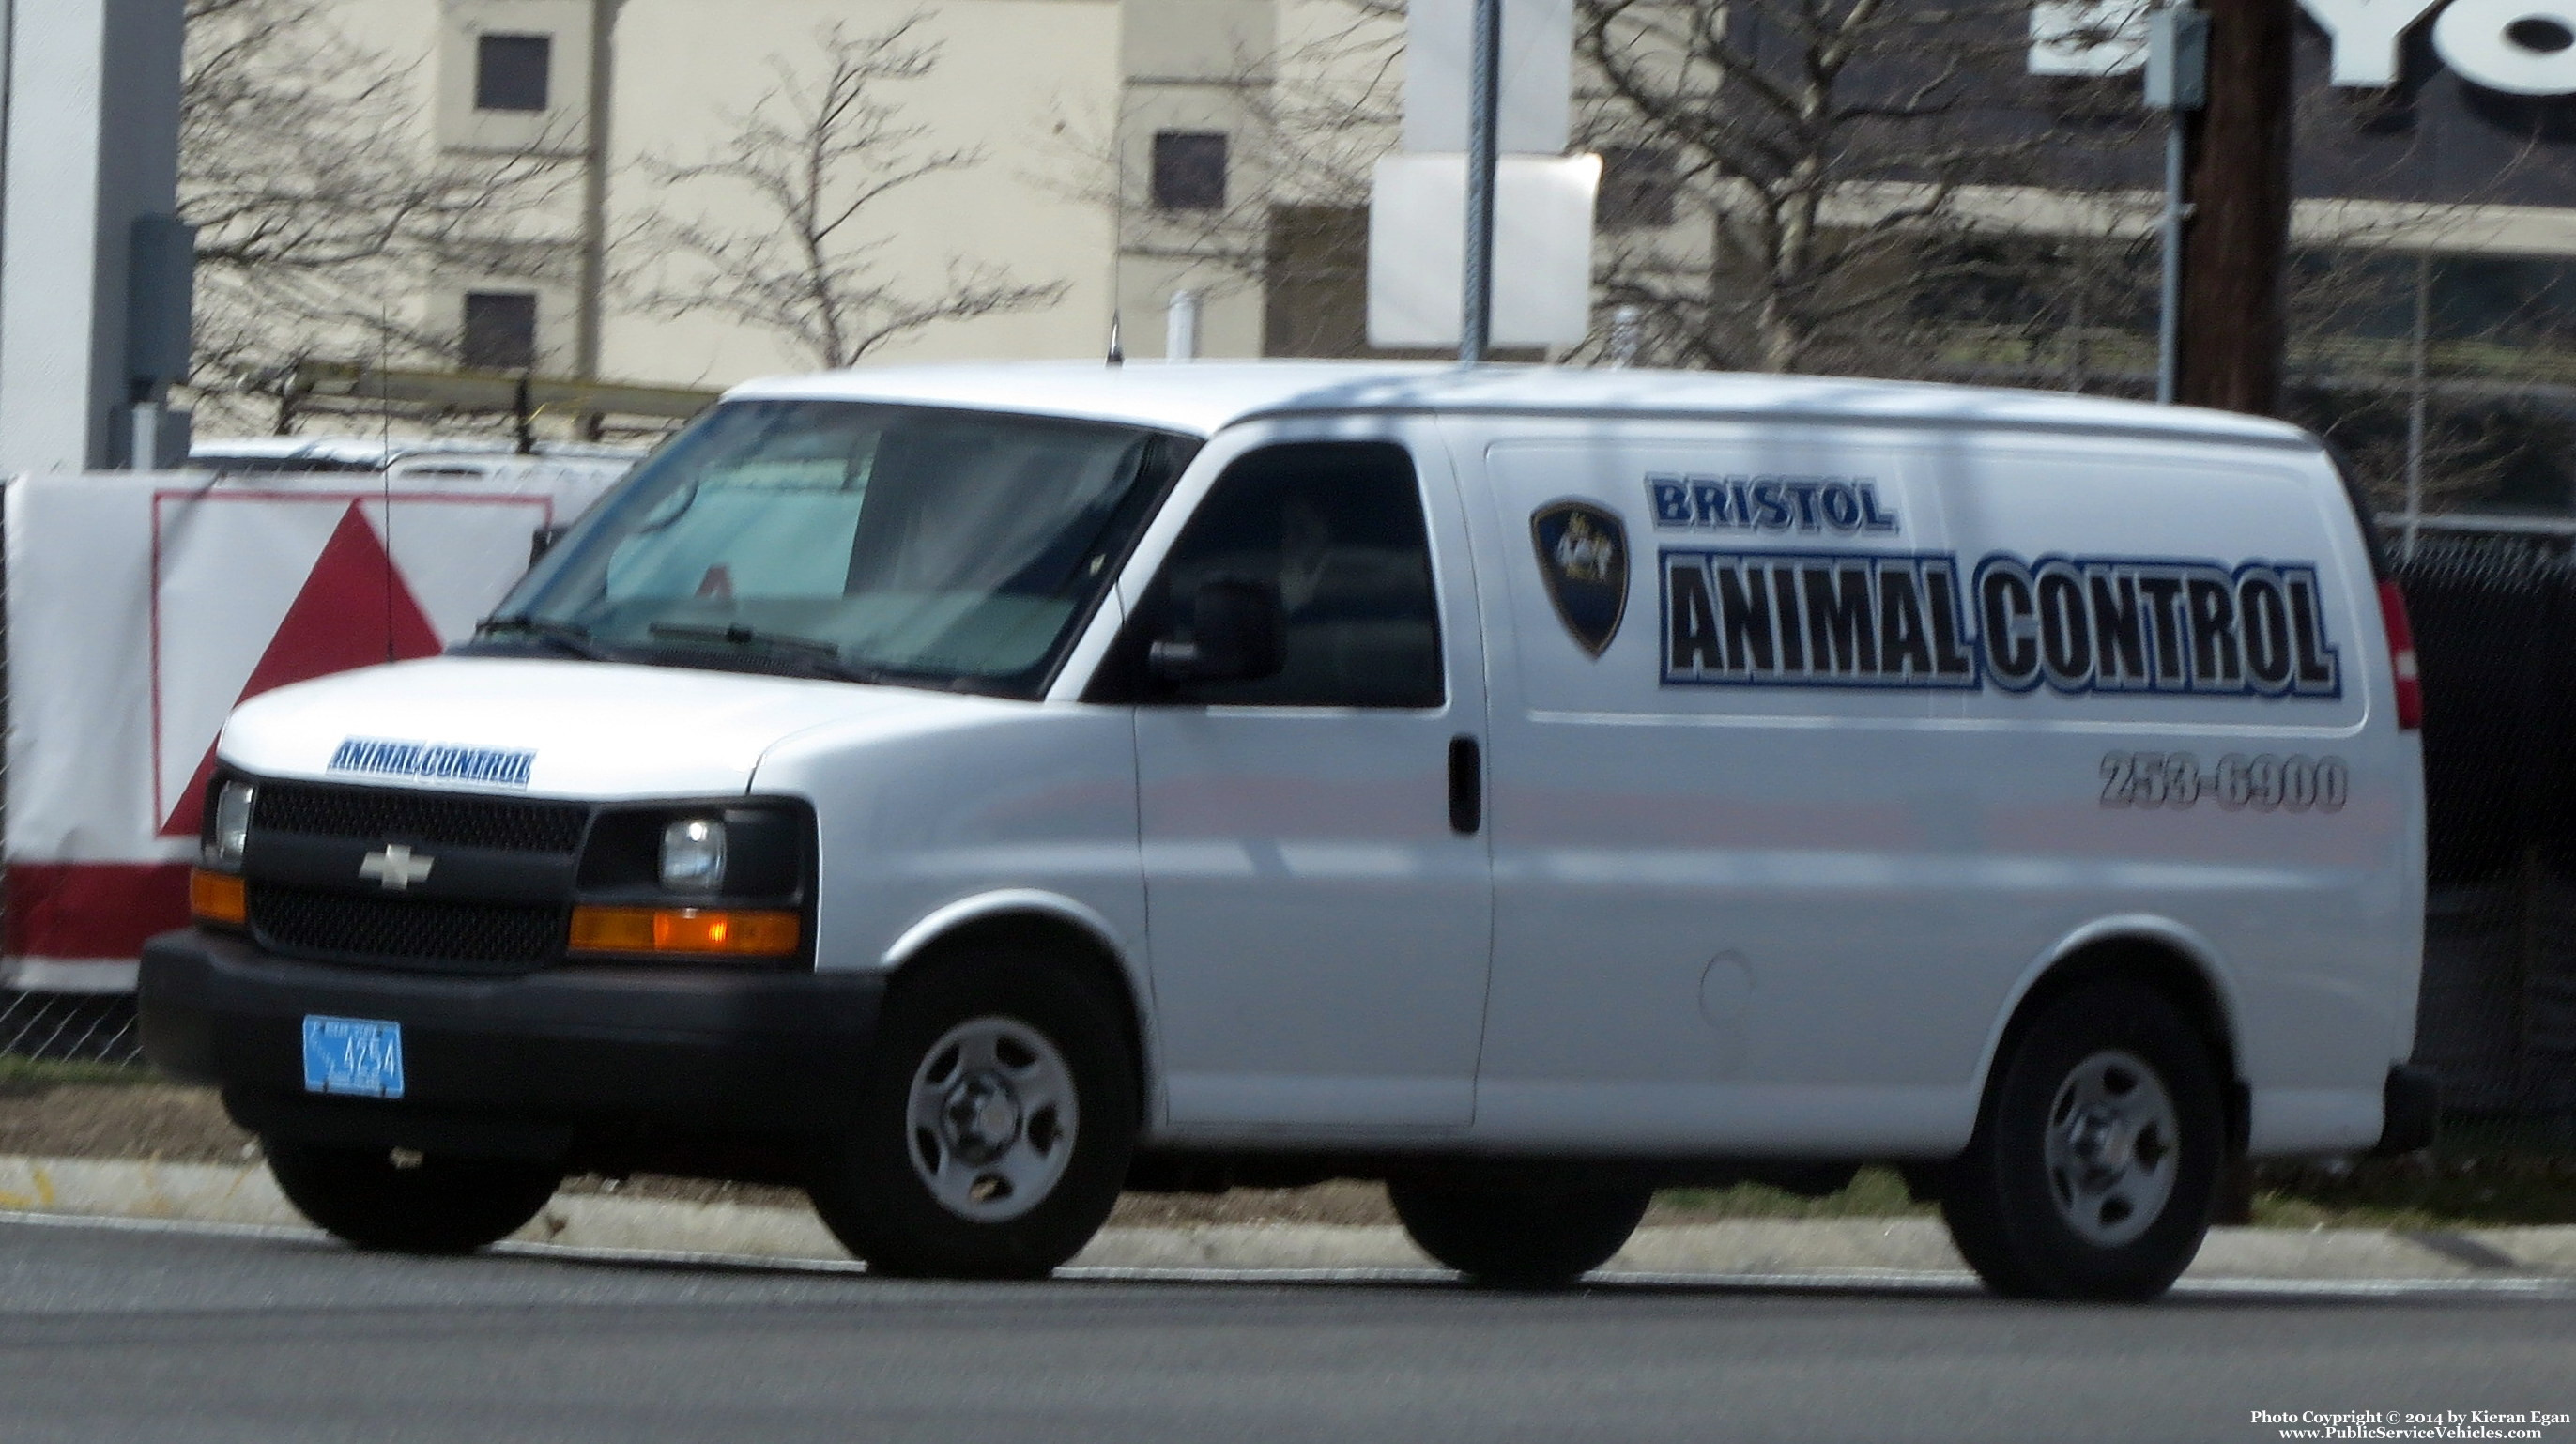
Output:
940,1072,1023,1164
906,1015,1078,1223
2042,1048,2181,1248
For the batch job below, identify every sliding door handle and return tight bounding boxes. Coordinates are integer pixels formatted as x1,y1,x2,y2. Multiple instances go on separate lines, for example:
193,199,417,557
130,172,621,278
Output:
1448,735,1482,836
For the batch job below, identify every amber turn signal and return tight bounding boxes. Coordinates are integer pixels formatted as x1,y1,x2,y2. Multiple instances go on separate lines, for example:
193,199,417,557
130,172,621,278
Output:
567,905,800,958
190,868,247,925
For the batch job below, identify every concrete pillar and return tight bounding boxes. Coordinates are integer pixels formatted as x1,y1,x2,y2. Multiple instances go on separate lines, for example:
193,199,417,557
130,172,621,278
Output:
0,0,186,473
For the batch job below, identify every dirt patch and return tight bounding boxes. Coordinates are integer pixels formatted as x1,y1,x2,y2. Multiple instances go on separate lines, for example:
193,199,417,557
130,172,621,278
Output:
12,1077,2576,1230
1111,1182,1395,1227
0,1080,1404,1223
0,1081,1799,1227
0,1080,254,1165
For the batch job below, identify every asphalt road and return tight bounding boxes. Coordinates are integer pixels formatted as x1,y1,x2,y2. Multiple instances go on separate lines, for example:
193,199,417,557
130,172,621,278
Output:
3,1215,2572,1444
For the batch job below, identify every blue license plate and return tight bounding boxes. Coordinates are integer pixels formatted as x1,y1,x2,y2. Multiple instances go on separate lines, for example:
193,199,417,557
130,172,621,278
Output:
301,1015,406,1098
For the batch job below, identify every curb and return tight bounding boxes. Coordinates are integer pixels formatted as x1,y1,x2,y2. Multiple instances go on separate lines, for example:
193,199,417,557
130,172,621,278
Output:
5,1153,2574,1284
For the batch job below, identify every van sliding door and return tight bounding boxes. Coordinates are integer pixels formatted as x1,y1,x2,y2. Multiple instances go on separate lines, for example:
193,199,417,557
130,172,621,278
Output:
1458,420,1970,1154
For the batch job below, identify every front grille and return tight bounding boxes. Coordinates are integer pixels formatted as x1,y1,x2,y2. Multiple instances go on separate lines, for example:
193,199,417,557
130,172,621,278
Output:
250,883,564,969
253,781,589,854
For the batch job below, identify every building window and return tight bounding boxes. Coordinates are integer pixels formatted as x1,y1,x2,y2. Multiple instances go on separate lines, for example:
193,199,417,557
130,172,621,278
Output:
1597,146,1677,230
462,291,539,371
475,34,552,113
1152,131,1228,210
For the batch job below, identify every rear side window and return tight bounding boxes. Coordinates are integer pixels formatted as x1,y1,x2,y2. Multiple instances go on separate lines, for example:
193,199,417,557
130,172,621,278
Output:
1116,441,1443,708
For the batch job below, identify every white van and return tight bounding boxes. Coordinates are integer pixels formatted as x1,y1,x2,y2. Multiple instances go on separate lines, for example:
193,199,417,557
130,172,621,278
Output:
141,363,2432,1301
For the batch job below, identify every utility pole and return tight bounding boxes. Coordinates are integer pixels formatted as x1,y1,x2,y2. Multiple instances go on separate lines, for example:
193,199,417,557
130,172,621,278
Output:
2146,5,2208,406
574,0,619,440
2174,0,2297,416
1457,0,1501,366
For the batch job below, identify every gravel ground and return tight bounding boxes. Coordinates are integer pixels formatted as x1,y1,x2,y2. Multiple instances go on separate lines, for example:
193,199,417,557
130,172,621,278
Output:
0,1078,1906,1227
12,1073,2576,1230
0,1082,253,1168
0,1078,1414,1223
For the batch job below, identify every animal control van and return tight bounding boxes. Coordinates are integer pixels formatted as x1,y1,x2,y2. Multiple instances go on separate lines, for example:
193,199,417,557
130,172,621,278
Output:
140,363,2431,1301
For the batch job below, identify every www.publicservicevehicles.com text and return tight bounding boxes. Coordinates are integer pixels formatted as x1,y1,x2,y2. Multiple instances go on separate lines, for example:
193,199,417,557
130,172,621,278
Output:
2254,1410,2568,1440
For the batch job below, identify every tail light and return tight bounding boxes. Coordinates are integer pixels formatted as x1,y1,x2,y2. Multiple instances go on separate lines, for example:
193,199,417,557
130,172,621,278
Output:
2378,579,2422,731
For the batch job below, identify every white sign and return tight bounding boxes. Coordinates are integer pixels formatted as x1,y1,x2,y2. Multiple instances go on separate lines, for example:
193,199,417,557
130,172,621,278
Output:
149,489,557,835
1367,152,1602,348
2032,0,2576,96
2,466,625,991
2030,0,2154,76
1403,0,1575,155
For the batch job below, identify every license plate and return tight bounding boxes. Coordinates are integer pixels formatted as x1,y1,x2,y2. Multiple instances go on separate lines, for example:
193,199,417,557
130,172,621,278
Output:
301,1015,406,1098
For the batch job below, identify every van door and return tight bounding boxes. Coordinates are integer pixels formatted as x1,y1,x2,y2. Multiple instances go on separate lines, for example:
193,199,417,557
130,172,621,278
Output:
1457,418,1971,1154
1111,437,1491,1130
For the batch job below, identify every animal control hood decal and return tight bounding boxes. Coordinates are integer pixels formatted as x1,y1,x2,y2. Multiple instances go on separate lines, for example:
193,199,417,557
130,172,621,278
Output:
1531,501,1629,657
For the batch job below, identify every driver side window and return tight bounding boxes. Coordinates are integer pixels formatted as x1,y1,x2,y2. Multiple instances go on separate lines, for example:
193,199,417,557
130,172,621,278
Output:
1118,441,1444,709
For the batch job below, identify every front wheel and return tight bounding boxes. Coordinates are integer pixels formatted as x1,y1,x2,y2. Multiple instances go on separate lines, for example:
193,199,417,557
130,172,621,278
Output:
1388,1180,1652,1288
264,1139,560,1254
809,952,1137,1279
1940,980,2227,1301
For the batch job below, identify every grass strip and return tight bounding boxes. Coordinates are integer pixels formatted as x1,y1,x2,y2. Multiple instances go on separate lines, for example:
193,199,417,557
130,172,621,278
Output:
0,1056,161,1090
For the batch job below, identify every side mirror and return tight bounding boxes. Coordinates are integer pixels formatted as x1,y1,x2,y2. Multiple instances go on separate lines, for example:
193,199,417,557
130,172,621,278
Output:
1149,578,1286,684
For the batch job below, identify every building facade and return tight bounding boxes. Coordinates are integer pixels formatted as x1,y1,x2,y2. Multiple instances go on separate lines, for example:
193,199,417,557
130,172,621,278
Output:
211,1,2576,517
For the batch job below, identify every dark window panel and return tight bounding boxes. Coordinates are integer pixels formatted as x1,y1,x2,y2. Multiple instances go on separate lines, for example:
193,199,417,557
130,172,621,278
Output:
1597,146,1678,230
476,34,552,113
1152,131,1228,210
462,291,539,372
1145,441,1443,709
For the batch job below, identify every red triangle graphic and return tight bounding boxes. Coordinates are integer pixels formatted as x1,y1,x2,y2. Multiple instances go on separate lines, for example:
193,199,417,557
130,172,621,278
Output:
161,502,445,837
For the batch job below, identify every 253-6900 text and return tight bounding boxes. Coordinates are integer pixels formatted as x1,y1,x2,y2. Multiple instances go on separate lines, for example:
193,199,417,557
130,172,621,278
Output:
2099,751,2348,812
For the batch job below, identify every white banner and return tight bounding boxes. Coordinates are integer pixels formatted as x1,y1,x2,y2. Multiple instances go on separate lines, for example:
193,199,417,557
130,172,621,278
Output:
3,464,626,991
2033,0,2576,96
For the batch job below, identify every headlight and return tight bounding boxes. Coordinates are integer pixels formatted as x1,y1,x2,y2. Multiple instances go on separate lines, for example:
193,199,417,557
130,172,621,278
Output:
660,817,727,893
207,780,255,869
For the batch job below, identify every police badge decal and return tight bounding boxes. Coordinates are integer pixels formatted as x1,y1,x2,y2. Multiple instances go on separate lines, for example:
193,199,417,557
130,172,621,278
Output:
1530,501,1629,657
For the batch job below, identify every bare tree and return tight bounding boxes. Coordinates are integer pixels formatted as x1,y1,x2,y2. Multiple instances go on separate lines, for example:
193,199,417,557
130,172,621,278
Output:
1095,0,2116,367
2269,93,2576,519
180,0,572,431
631,17,1065,370
1575,0,2093,375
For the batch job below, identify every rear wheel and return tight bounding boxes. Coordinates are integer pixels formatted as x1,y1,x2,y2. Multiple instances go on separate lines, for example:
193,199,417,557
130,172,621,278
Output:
809,951,1137,1279
1388,1180,1652,1288
1940,980,2226,1301
264,1139,560,1254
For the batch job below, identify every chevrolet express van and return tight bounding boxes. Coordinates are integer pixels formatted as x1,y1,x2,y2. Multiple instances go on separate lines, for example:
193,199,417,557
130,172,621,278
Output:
141,363,2432,1301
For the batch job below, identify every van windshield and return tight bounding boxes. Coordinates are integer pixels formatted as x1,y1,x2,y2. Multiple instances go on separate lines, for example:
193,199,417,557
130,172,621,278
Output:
475,400,1196,697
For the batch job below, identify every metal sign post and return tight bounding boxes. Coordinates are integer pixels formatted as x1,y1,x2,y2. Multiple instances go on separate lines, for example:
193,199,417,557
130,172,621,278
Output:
1459,0,1502,366
2147,4,2208,407
0,0,187,472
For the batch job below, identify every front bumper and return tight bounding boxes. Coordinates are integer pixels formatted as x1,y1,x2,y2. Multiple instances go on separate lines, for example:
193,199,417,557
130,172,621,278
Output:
139,929,882,1164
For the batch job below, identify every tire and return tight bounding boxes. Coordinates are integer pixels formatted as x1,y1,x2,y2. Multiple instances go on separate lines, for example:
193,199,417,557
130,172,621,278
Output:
1940,980,2227,1302
1388,1179,1653,1288
264,1139,560,1254
809,950,1138,1279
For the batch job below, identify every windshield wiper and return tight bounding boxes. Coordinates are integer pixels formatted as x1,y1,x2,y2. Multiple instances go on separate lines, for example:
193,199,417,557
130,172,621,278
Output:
645,622,870,680
477,614,610,658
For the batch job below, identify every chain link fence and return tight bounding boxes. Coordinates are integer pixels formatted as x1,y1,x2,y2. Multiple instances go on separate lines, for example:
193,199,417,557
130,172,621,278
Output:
0,990,140,1065
2401,532,2576,1139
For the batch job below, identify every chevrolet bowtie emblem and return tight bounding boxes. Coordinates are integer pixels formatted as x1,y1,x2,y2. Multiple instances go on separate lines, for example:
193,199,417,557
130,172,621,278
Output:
359,844,436,891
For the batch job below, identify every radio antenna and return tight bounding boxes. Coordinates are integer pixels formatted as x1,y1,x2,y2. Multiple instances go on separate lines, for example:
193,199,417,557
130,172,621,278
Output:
378,299,396,662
